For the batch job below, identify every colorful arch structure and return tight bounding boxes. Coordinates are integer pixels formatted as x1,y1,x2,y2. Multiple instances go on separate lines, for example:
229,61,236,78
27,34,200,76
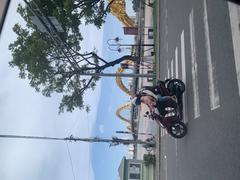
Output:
109,0,136,96
115,102,131,123
115,63,134,130
115,60,134,96
115,102,132,130
109,0,136,129
109,0,135,27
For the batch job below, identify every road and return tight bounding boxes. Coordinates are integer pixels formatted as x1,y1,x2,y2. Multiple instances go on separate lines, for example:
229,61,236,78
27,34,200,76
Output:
158,0,240,180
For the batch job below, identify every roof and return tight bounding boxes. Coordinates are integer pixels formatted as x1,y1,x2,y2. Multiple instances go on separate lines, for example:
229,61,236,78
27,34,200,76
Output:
118,156,126,180
0,0,11,35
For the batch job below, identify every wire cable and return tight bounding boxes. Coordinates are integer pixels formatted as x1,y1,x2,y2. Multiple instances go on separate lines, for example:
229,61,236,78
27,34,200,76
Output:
87,113,90,180
65,141,76,180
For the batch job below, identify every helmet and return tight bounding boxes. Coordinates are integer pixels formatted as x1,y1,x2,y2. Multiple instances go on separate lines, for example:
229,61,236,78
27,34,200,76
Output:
131,96,141,106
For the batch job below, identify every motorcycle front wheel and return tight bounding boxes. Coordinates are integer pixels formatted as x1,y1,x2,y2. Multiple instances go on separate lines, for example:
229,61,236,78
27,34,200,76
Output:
168,121,187,138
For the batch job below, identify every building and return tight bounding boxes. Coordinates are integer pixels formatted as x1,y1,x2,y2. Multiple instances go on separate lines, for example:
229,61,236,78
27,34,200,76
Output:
0,0,11,35
118,156,155,180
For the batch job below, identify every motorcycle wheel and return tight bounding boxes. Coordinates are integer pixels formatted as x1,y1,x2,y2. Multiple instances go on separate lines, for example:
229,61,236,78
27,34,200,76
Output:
167,79,185,94
168,121,187,138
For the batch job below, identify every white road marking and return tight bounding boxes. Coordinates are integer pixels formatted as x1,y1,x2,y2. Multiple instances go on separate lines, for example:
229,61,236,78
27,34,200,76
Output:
165,23,168,36
165,8,168,19
171,58,174,77
175,47,179,78
181,31,186,83
203,0,220,110
181,30,189,123
175,140,178,157
175,139,178,173
189,9,200,119
167,60,170,78
165,8,168,37
164,155,168,180
165,6,168,53
228,2,240,96
161,129,167,137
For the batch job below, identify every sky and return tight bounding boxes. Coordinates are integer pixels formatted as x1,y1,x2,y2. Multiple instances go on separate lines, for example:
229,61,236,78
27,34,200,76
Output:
0,1,134,180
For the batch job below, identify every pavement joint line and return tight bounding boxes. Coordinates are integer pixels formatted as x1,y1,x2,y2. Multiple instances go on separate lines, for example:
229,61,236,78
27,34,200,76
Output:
155,0,161,179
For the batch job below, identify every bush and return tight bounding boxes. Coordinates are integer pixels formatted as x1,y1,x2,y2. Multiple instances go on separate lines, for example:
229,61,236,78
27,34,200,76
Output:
143,154,156,165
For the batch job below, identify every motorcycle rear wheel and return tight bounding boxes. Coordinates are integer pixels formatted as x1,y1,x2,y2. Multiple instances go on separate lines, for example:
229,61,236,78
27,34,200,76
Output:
168,121,187,138
167,79,185,95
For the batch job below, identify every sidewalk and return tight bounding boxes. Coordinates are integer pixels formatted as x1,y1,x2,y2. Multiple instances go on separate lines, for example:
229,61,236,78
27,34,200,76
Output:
153,0,161,180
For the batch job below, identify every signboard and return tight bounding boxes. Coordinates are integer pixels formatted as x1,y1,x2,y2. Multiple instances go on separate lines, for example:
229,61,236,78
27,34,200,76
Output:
123,27,138,35
128,163,141,180
31,16,64,33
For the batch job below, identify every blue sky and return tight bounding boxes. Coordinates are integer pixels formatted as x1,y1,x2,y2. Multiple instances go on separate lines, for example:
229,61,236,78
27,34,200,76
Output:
0,1,135,180
91,7,135,180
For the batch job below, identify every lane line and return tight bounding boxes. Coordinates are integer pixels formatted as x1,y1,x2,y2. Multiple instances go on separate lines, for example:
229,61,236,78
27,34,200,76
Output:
171,58,174,77
164,155,168,180
175,139,178,158
181,30,189,123
167,60,170,78
189,9,200,119
165,4,168,53
175,47,179,78
175,139,178,179
228,2,240,96
165,8,168,35
181,31,186,83
203,0,220,110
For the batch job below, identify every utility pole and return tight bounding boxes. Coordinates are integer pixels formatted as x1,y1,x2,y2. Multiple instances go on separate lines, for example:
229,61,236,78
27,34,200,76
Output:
0,134,156,147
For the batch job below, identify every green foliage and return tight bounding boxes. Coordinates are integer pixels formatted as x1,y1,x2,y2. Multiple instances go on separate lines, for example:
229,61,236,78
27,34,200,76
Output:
82,0,109,28
132,0,140,12
9,0,137,113
143,154,156,165
9,0,93,113
72,0,112,29
132,0,153,12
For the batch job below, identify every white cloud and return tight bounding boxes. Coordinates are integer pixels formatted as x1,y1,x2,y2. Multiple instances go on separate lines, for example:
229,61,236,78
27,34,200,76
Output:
108,105,113,113
99,124,105,134
0,1,103,180
80,24,104,56
60,143,95,180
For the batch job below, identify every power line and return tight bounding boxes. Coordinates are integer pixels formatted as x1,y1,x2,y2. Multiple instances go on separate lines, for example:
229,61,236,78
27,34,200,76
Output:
65,141,76,180
87,113,90,180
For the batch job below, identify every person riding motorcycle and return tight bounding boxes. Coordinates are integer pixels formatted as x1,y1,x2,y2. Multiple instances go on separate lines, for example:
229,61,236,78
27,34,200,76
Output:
131,87,177,116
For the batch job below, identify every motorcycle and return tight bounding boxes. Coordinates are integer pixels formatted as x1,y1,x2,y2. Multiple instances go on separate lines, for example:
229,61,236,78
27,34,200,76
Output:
143,78,187,138
158,78,185,120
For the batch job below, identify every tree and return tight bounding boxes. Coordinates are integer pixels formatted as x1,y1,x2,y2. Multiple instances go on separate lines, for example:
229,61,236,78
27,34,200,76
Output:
132,0,153,12
9,0,137,113
71,0,116,28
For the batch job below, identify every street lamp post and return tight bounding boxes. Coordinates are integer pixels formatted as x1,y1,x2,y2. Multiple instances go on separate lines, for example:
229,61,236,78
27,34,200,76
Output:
107,37,154,53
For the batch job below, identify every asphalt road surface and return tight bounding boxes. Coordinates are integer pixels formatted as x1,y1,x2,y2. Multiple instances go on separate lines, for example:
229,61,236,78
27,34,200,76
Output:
158,0,240,180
